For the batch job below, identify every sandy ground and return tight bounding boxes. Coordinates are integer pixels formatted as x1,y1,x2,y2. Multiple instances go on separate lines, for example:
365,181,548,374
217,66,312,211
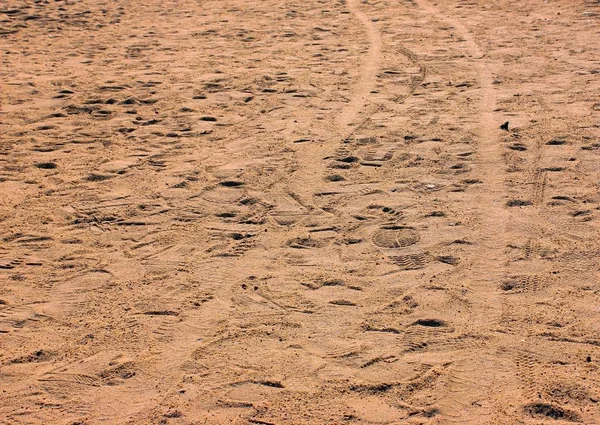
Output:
1,0,600,423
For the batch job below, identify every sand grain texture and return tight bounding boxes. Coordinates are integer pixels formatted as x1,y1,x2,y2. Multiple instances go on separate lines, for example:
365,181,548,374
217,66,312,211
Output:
1,0,600,423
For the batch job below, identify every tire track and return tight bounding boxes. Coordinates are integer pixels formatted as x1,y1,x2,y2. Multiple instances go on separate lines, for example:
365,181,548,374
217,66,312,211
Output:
339,0,382,134
531,94,552,207
414,1,510,422
286,0,383,202
415,0,503,323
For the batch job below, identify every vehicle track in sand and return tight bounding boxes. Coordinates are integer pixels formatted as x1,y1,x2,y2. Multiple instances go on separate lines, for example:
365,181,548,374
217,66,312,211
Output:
413,1,511,422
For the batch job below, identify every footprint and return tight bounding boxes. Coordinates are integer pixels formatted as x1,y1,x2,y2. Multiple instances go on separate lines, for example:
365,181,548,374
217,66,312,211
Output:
500,275,543,293
390,252,429,270
361,146,396,166
523,402,580,422
40,373,104,387
372,226,419,248
287,236,328,249
199,185,245,204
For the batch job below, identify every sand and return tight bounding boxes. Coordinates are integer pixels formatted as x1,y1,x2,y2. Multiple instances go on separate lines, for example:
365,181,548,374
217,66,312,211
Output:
1,0,600,423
